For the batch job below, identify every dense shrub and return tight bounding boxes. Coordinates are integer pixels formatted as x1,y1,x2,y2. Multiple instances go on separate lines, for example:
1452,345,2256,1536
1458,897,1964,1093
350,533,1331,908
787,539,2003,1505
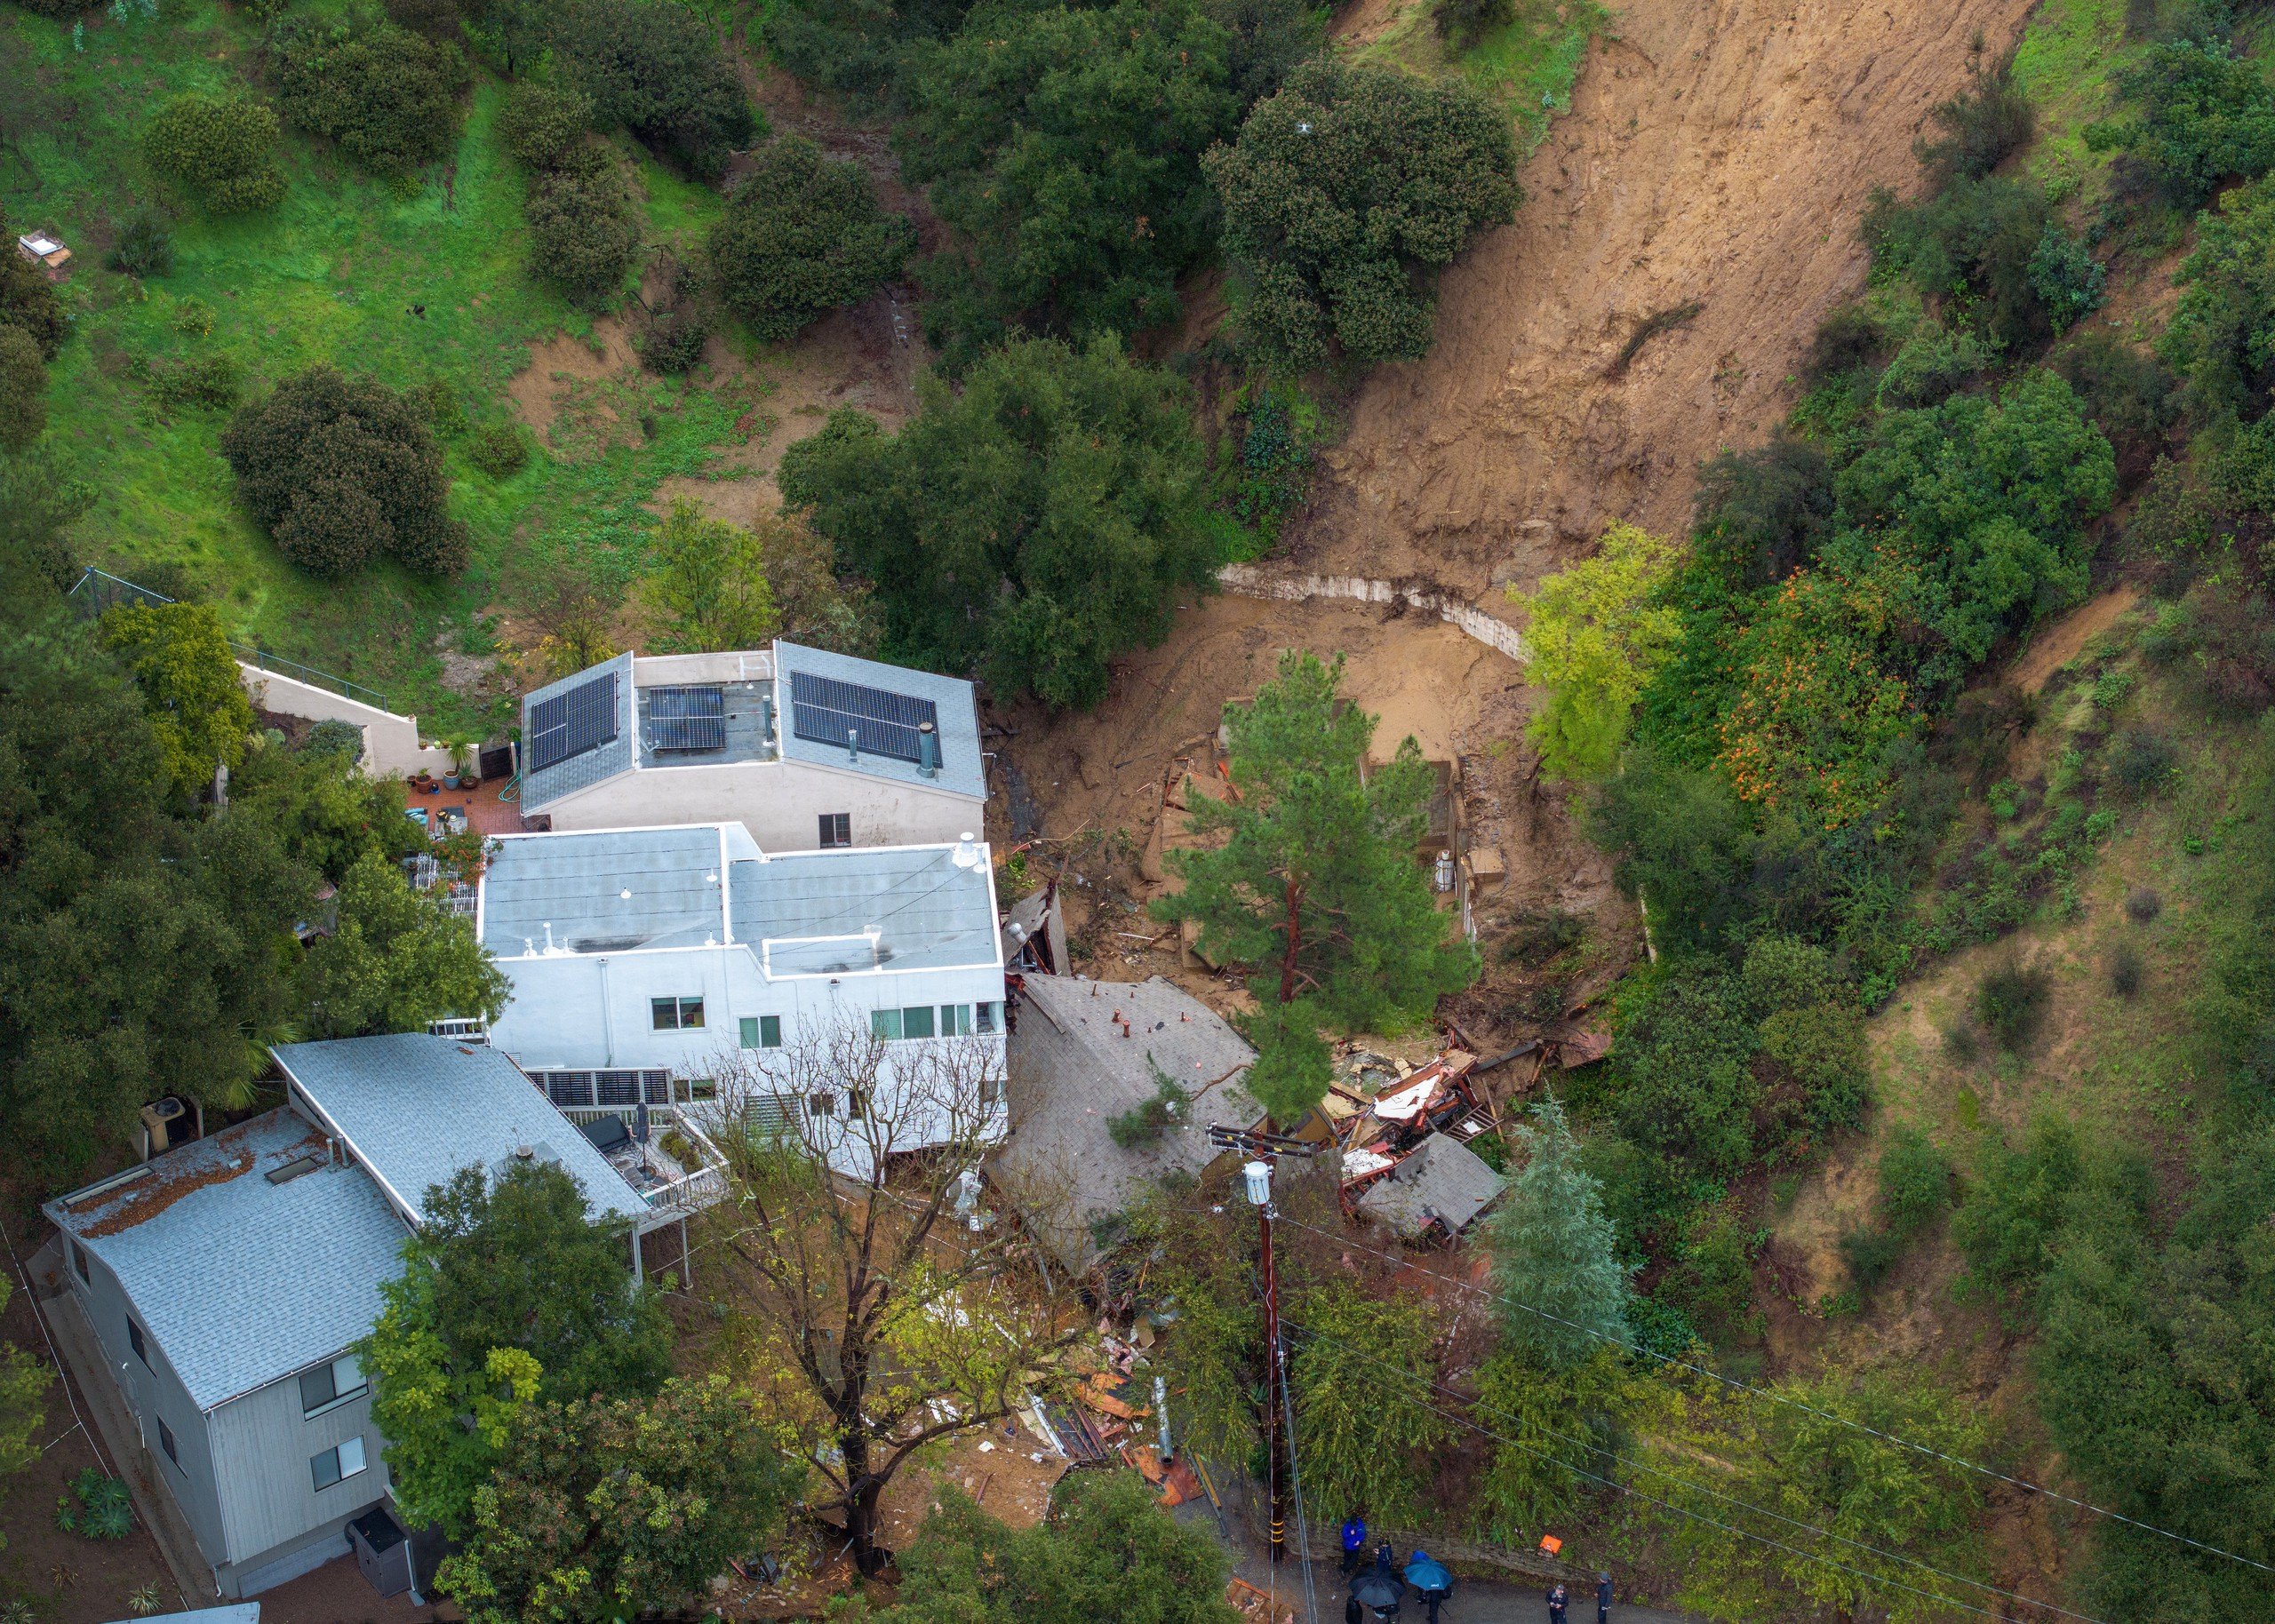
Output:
778,336,1213,708
1866,174,2062,353
142,92,287,212
1208,58,1520,370
1975,961,2051,1051
1914,58,2035,184
271,19,469,179
2110,943,2145,997
709,138,914,343
1801,303,1890,386
220,367,468,576
2163,174,2275,420
2025,224,2105,333
1839,1126,1954,1292
466,422,530,478
2052,331,2178,481
762,0,977,107
141,353,243,411
636,259,711,375
0,328,46,451
1692,432,1833,589
2088,37,2275,211
107,213,175,279
547,0,760,179
499,79,595,171
525,148,641,306
1435,0,1511,47
898,0,1241,371
381,0,467,40
1874,320,1996,408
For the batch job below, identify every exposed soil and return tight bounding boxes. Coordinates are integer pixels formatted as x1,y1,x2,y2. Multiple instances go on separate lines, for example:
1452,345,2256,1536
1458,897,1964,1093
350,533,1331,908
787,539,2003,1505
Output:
506,319,641,438
1289,0,2043,597
2008,584,2139,696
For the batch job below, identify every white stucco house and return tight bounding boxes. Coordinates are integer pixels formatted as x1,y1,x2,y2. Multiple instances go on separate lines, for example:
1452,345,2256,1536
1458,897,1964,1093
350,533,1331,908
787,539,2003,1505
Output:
475,823,1010,1167
515,642,987,852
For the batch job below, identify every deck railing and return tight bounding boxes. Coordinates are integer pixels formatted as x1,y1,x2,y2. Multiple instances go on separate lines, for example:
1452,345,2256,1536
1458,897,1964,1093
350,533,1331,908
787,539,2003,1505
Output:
554,1103,731,1217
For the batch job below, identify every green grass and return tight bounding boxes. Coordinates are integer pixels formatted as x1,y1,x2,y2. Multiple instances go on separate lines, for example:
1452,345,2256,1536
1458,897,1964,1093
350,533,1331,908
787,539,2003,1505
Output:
2008,0,2141,203
1355,0,1606,152
4,1,741,740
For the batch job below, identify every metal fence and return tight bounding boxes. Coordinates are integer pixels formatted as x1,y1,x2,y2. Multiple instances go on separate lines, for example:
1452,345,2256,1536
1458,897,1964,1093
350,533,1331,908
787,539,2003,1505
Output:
68,566,395,714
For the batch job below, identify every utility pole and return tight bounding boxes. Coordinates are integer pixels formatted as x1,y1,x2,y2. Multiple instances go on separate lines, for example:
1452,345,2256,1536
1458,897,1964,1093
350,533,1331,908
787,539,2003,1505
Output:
1210,1124,1318,1567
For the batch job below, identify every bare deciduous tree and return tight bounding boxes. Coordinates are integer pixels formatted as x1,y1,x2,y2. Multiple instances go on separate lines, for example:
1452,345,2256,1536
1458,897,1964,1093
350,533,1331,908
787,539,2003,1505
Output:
701,1019,1076,1574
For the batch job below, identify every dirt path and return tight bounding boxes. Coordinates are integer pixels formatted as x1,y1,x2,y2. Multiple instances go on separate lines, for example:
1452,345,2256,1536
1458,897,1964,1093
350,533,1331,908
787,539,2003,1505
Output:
1289,0,2040,603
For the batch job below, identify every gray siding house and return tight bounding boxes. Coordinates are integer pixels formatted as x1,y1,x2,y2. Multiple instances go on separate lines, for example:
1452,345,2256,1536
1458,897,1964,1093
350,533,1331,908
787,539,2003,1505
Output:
44,1034,675,1599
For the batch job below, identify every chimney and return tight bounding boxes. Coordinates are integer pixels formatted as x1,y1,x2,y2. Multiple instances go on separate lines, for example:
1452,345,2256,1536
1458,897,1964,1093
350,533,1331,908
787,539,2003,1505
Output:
918,720,939,778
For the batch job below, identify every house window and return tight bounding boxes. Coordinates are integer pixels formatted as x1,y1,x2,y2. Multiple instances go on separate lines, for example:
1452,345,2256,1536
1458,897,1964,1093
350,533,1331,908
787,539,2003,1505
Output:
818,813,851,848
310,1436,368,1493
874,1006,962,1041
158,1416,180,1468
902,1004,936,1039
299,1355,367,1417
809,1093,837,1120
975,1001,1000,1035
651,996,706,1031
739,1015,783,1050
981,1075,1003,1109
941,1003,973,1037
847,1087,870,1121
70,1241,90,1285
128,1320,149,1368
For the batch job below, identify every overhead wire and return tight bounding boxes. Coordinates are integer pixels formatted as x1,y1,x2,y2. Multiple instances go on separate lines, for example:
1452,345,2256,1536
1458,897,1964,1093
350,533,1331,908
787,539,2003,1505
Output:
1276,1315,2105,1624
1270,1212,2273,1577
1277,1314,2118,1624
1275,1333,1322,1624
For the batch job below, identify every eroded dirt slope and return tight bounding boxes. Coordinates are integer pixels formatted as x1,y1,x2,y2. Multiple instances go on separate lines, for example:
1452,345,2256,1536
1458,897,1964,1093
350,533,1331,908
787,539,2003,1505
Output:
1291,0,2040,602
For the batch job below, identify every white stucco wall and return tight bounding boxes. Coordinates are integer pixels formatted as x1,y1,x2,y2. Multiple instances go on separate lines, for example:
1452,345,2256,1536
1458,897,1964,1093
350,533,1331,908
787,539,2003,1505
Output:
239,666,455,779
541,760,982,853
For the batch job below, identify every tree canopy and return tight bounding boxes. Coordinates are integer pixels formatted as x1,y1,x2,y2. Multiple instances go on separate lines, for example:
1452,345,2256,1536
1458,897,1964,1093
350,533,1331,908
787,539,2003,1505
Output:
1207,57,1520,370
220,366,469,577
1485,1097,1632,1367
302,849,508,1038
364,1160,673,1538
778,336,1215,708
709,136,914,343
1151,650,1479,1118
898,0,1244,370
547,0,761,179
270,18,469,179
643,498,779,652
97,601,253,801
1509,521,1685,784
142,92,287,212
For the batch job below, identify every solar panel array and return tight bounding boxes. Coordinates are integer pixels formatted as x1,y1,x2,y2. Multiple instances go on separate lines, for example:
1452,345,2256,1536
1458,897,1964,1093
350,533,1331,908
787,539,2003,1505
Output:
788,671,939,765
645,684,727,753
529,670,619,771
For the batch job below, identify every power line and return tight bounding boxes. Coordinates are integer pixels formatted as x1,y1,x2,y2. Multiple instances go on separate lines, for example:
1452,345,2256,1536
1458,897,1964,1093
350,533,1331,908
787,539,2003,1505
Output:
1277,1316,2086,1624
1277,1341,1321,1624
1279,1315,2117,1624
1272,1213,2273,1577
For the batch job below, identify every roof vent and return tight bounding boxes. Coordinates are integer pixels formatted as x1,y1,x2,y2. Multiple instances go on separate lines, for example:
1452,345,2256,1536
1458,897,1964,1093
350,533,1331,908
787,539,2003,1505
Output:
266,1155,325,1185
918,720,939,778
514,1144,535,1160
846,726,860,763
953,833,981,871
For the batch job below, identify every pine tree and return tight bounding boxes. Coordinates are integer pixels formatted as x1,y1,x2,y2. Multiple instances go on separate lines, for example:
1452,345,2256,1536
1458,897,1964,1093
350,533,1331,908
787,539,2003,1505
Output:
1486,1097,1631,1368
1151,650,1478,1119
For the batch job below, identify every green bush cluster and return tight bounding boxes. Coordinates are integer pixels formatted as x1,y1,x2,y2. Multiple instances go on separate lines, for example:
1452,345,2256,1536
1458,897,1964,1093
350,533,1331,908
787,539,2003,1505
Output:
636,259,711,375
546,0,760,179
270,18,469,179
142,92,288,212
708,137,914,344
2088,36,2275,211
778,336,1214,709
0,329,44,452
107,213,175,279
139,352,243,412
54,1469,133,1540
1838,1126,1955,1293
466,421,531,479
497,80,642,308
1207,57,1520,370
220,366,469,577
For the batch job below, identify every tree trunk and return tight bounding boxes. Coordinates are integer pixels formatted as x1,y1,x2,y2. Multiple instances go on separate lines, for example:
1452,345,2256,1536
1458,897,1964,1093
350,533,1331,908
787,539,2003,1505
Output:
846,1470,890,1576
1277,875,1303,1004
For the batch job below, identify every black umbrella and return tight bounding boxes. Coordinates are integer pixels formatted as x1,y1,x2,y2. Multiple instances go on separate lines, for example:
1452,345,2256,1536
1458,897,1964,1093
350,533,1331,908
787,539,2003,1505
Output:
1351,1569,1405,1615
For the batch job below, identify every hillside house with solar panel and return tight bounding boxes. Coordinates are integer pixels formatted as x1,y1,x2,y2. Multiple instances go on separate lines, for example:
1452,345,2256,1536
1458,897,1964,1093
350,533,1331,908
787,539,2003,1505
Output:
39,1035,714,1601
515,642,986,851
475,822,1008,1169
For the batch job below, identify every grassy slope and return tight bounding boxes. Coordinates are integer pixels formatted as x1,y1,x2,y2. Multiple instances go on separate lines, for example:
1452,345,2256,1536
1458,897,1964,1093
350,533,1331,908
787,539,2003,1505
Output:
4,1,744,741
1354,0,1605,152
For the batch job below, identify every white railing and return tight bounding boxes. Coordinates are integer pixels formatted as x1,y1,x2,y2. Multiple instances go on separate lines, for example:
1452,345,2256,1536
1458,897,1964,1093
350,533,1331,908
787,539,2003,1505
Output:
555,1103,730,1217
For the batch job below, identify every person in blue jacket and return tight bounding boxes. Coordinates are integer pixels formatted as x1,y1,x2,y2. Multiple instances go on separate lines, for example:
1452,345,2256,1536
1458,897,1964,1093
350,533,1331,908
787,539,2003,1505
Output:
1404,1548,1454,1623
1342,1515,1369,1575
1596,1572,1613,1623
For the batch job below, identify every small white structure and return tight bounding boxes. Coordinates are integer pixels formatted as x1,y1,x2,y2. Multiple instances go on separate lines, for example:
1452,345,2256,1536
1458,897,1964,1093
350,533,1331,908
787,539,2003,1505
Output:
475,823,1009,1169
17,229,70,275
516,642,986,851
237,663,455,781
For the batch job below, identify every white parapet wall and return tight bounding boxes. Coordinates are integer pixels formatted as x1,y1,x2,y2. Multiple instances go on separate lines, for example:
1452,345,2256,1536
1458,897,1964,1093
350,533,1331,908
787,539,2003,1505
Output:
1214,564,1530,665
238,664,457,779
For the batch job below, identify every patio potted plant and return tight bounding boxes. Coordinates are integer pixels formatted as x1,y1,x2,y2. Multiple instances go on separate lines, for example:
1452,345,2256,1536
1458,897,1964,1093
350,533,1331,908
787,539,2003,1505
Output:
451,740,479,789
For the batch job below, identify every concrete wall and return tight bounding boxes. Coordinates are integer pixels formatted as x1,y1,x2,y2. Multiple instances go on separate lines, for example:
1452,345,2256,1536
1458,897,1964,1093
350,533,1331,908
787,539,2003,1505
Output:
543,759,983,853
209,1373,387,1597
63,1245,233,1574
238,665,455,780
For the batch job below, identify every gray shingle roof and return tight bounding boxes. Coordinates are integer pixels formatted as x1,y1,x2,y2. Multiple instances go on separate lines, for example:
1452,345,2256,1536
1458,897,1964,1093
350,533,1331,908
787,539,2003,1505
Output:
729,844,1002,975
519,651,636,813
776,641,986,802
44,1111,409,1412
275,1035,651,1227
1354,1134,1507,1239
480,825,730,958
994,975,1260,1270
